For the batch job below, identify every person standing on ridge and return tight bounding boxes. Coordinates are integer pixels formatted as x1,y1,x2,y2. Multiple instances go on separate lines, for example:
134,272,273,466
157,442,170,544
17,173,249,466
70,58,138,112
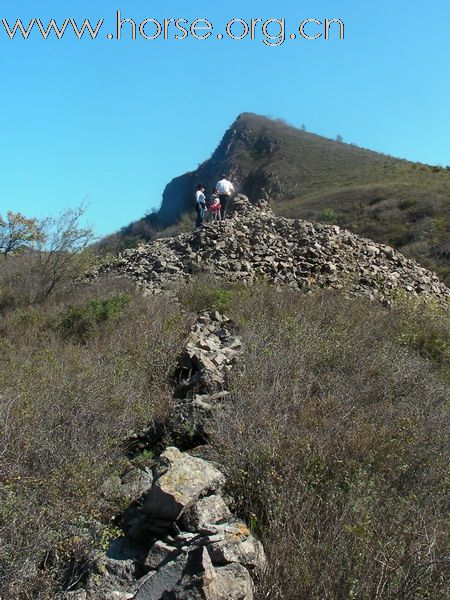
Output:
216,174,235,220
194,184,207,228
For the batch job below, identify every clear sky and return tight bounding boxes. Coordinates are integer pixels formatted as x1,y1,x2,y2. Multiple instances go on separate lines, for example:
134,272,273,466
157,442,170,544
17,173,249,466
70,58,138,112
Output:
1,0,450,236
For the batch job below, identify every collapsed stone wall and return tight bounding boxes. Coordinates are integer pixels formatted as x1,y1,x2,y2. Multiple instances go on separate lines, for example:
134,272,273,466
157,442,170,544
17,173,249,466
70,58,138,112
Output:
64,197,448,598
66,311,264,600
98,196,449,305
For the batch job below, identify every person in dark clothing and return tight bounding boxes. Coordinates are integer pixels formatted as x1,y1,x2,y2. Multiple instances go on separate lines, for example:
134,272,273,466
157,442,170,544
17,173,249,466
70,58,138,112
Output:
194,184,207,228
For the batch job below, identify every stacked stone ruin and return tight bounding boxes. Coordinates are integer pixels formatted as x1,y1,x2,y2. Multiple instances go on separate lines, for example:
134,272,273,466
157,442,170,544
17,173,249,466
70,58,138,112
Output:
67,196,449,599
98,195,449,305
68,311,264,600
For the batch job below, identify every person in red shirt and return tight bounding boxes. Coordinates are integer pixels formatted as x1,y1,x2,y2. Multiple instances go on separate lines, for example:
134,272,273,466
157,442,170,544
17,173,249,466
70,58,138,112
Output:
209,188,222,223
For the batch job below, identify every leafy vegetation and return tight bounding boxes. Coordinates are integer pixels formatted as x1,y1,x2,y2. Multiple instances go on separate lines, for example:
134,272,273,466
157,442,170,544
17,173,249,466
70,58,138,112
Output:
0,211,44,257
178,278,236,313
54,292,131,342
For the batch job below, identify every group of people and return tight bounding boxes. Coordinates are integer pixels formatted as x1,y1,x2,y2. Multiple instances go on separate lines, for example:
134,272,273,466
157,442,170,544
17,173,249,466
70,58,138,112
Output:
194,175,235,228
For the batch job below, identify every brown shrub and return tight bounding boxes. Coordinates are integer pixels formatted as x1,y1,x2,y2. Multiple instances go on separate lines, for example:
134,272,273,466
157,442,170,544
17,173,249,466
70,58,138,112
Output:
210,287,450,599
0,248,96,312
0,277,191,597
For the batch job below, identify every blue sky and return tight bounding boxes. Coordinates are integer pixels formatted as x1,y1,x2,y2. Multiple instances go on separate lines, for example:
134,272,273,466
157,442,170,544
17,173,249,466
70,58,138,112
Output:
1,0,450,237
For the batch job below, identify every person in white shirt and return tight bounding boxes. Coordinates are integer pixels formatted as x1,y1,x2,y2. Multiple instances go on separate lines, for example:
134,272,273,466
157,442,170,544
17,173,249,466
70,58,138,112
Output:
194,184,207,228
216,175,235,219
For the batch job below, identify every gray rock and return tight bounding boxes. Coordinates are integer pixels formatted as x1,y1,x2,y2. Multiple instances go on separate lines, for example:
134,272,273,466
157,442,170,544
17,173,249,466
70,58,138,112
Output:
143,448,225,521
144,540,180,572
206,522,266,571
132,551,188,599
215,563,254,600
180,495,231,532
100,474,122,500
87,593,134,600
102,468,153,505
171,532,199,548
169,547,218,599
121,468,154,500
192,397,213,412
103,556,137,581
85,538,146,599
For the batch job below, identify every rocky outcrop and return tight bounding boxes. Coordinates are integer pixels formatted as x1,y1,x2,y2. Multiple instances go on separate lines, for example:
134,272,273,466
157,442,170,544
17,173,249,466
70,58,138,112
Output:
66,311,264,600
100,468,154,507
102,196,449,305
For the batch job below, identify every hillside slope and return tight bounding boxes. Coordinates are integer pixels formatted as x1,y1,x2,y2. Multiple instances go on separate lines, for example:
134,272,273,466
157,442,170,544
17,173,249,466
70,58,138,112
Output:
2,200,449,597
156,113,450,284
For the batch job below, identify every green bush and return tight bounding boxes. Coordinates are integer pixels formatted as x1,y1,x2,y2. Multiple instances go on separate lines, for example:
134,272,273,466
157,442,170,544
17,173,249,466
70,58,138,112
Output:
321,207,338,224
55,292,131,342
179,278,238,313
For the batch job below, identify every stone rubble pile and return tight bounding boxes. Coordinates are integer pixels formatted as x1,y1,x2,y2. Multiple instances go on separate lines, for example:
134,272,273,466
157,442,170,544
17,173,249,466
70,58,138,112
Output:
170,310,241,442
68,311,263,600
102,196,449,304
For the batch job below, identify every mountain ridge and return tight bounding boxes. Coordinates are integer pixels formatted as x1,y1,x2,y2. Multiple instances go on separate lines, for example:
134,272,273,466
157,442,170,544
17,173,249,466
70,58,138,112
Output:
110,113,450,284
159,112,412,225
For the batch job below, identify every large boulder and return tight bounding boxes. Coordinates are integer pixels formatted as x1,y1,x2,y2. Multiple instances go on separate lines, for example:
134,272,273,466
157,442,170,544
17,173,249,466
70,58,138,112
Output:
132,546,254,600
168,546,218,599
143,448,225,521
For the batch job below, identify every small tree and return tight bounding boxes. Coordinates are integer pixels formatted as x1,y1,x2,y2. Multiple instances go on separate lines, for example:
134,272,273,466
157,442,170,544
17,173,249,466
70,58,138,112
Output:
35,205,95,300
336,134,344,143
0,205,95,307
0,211,44,257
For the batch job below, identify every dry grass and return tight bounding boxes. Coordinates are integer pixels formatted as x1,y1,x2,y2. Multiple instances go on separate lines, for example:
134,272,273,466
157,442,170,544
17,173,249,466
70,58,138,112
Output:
1,266,449,599
0,277,191,598
206,285,450,599
0,249,97,312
